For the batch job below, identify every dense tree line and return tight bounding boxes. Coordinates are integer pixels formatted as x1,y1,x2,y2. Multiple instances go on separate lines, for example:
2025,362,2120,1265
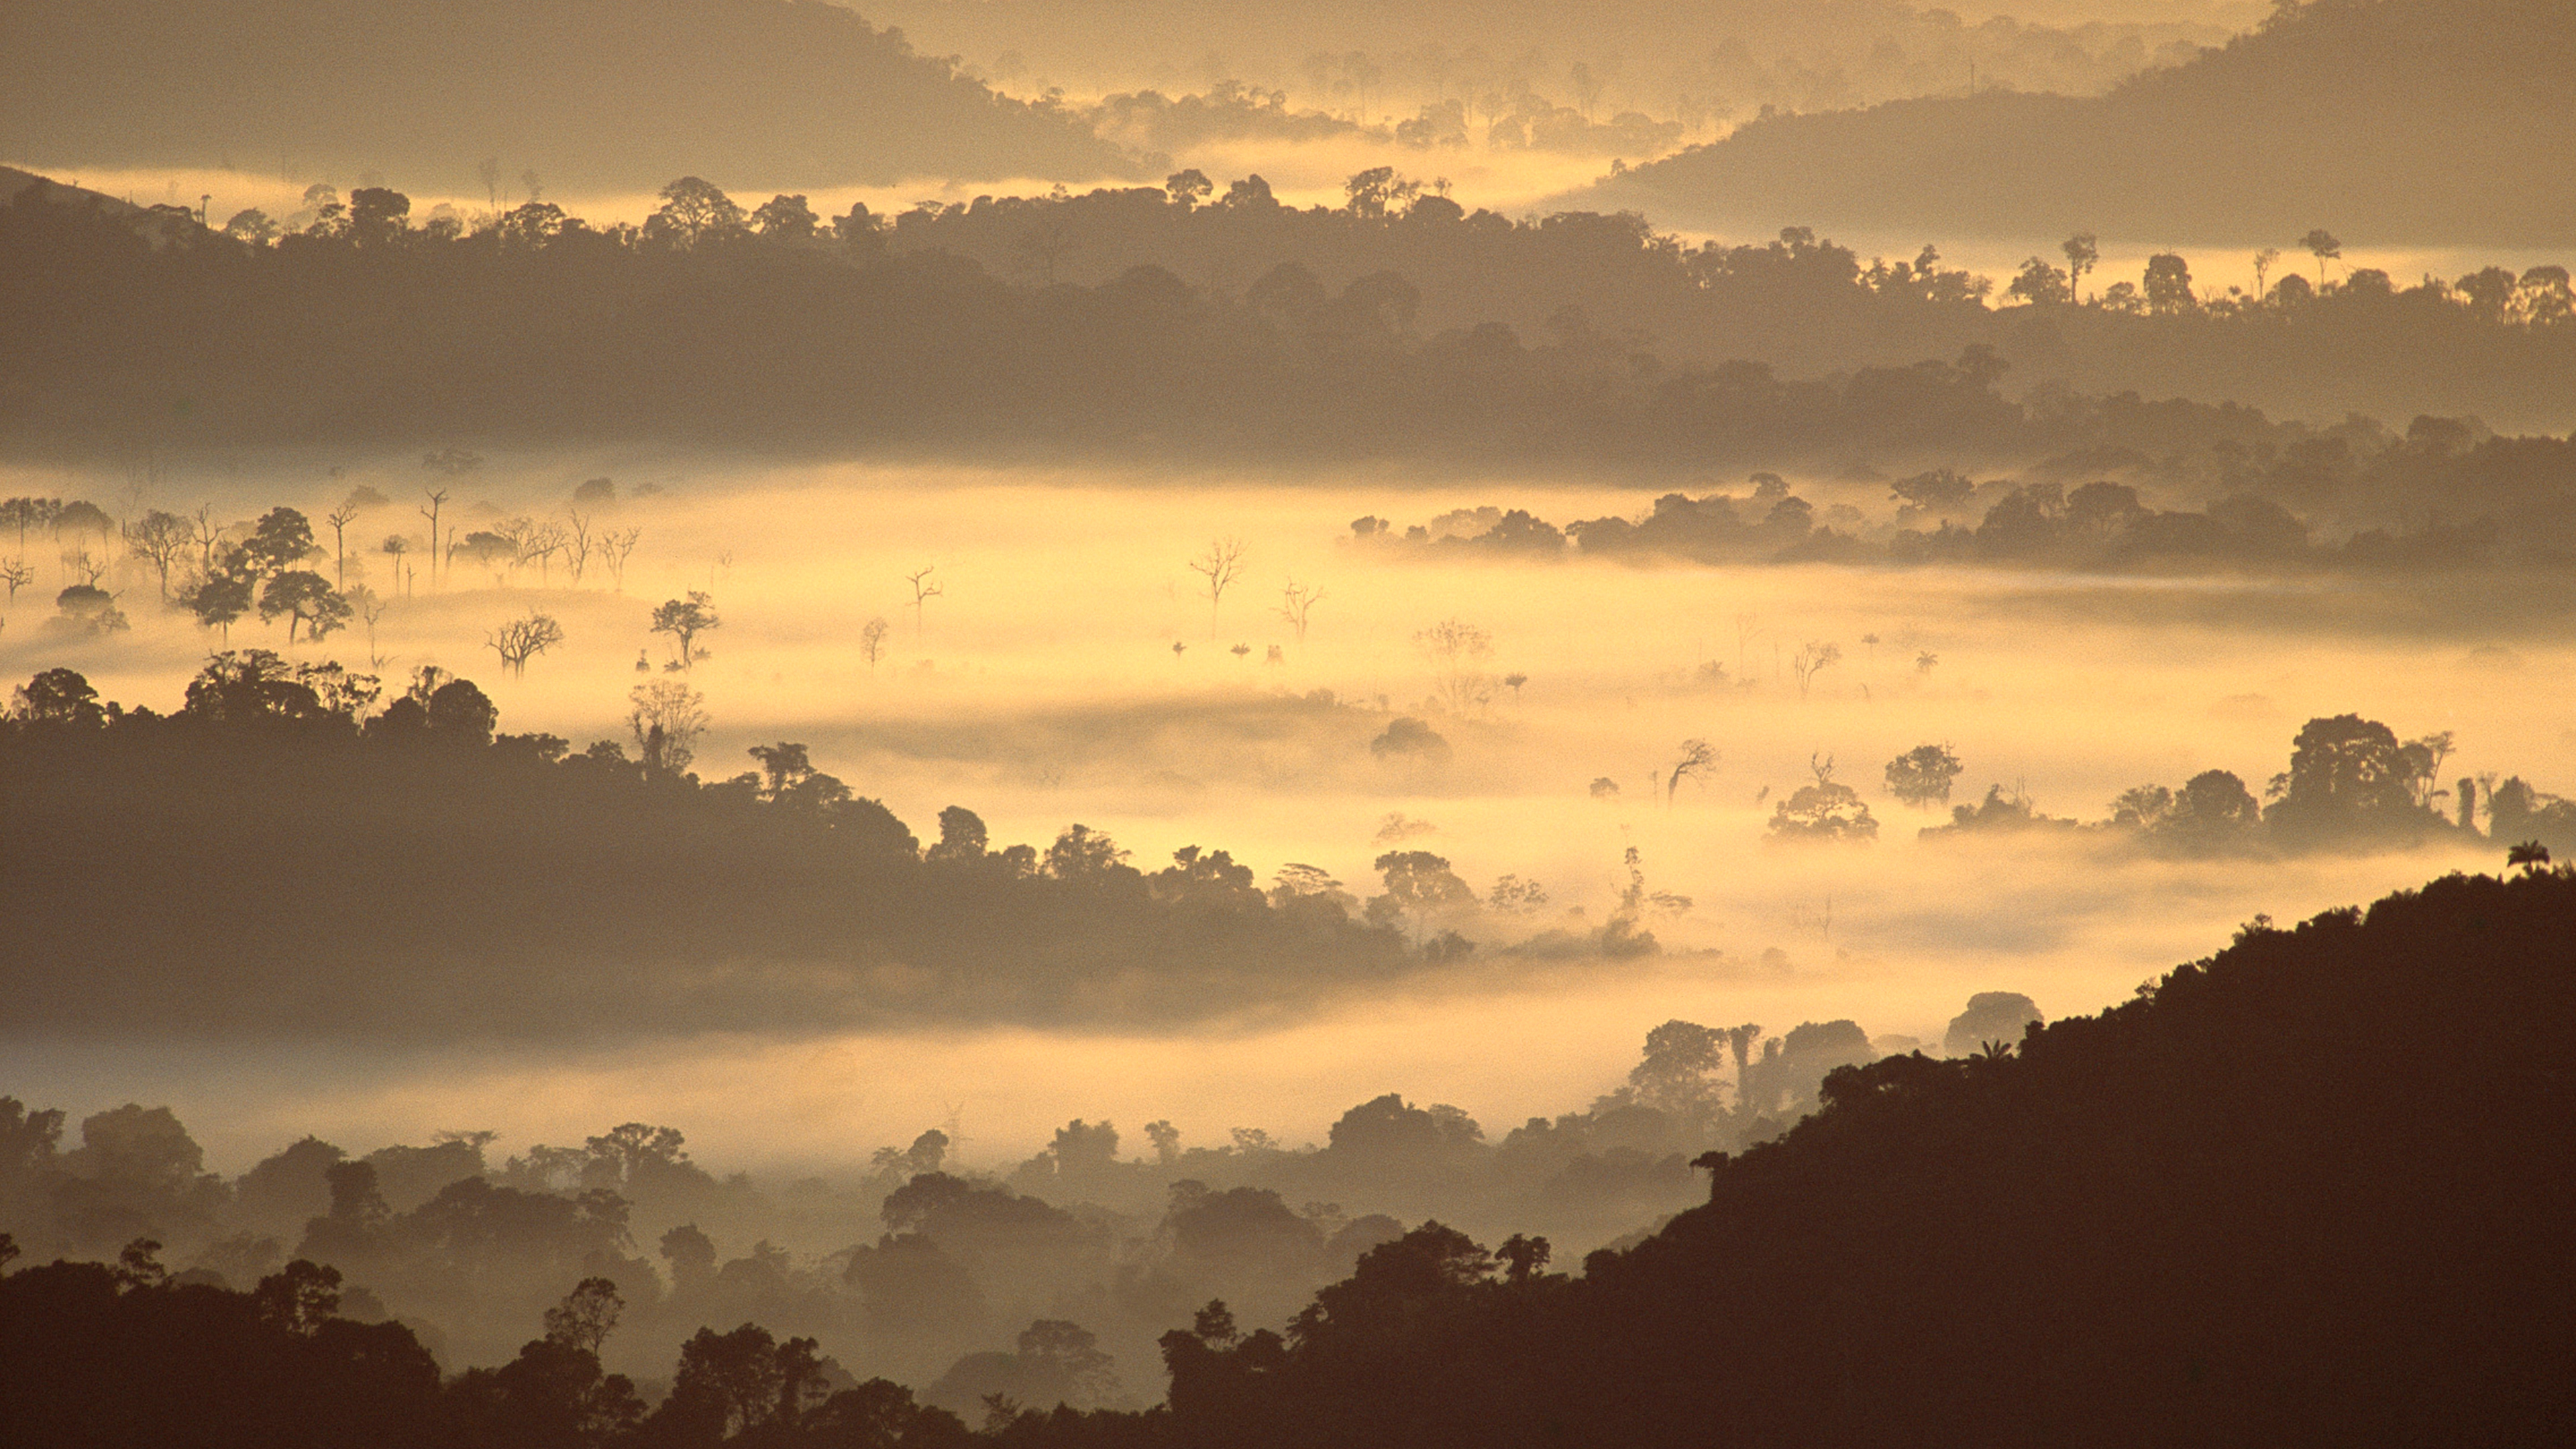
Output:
5,170,2567,472
0,656,1423,1037
9,866,2567,1444
3,1003,1989,1407
1350,417,2576,572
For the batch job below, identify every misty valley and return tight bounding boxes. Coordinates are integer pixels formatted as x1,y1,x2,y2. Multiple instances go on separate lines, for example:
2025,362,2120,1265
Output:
2,0,2571,1445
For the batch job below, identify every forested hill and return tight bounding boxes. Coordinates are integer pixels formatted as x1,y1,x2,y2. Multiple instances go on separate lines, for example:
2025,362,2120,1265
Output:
0,0,1143,193
0,657,1425,1038
5,868,2567,1445
1119,867,2576,1448
1583,0,2576,248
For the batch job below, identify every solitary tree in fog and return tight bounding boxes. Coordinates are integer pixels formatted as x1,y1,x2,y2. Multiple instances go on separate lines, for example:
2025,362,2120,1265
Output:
860,616,891,673
649,591,719,669
905,566,943,638
487,610,565,678
323,503,358,588
1189,538,1246,639
1414,617,1494,714
1886,743,1964,808
379,535,410,595
356,590,389,669
2301,229,2342,288
1665,738,1719,807
418,487,448,588
2253,247,2283,303
1789,641,1841,698
1277,574,1325,642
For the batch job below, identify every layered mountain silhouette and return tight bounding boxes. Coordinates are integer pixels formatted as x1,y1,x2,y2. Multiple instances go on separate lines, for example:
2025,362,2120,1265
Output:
0,0,1146,194
1576,0,2575,248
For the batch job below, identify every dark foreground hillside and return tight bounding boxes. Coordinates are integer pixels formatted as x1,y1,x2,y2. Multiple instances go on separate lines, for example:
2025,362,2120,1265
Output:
1122,867,2576,1449
4,869,2569,1446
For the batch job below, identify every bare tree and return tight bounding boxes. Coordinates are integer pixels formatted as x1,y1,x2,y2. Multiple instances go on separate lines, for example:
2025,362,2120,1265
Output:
1790,641,1843,698
1188,538,1246,639
562,511,593,586
1276,574,1326,642
124,510,193,598
1,558,32,604
906,566,944,638
2251,246,2283,303
1414,617,1495,714
1665,738,1719,807
601,527,642,592
356,588,391,670
191,504,226,576
860,616,890,674
522,521,569,586
325,503,358,588
419,488,448,589
487,610,566,678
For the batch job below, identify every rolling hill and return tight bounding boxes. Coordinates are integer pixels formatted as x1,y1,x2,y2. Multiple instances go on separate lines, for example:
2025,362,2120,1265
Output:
0,0,1148,196
1573,0,2575,248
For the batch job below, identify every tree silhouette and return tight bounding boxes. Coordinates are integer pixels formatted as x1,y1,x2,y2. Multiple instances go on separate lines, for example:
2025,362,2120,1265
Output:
486,610,565,678
541,1277,625,1356
649,591,718,669
1665,738,1718,806
1188,537,1246,639
2061,231,2098,303
1413,617,1494,714
259,570,349,642
1885,743,1964,808
906,566,943,638
2301,227,2343,288
123,510,192,598
860,615,891,673
1277,574,1325,643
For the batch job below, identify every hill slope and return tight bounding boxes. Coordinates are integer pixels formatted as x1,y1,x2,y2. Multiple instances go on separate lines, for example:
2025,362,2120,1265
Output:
1578,0,2576,248
1131,867,2576,1448
0,0,1146,195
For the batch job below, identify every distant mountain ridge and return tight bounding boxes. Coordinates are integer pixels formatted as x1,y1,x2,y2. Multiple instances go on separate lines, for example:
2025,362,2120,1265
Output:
1576,0,2575,248
0,0,1148,195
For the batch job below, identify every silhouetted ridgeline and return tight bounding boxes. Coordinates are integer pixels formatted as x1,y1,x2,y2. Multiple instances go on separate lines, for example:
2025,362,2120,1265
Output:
5,869,2569,1444
5,171,2572,465
1587,0,2576,250
0,656,1420,1036
0,0,1140,192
